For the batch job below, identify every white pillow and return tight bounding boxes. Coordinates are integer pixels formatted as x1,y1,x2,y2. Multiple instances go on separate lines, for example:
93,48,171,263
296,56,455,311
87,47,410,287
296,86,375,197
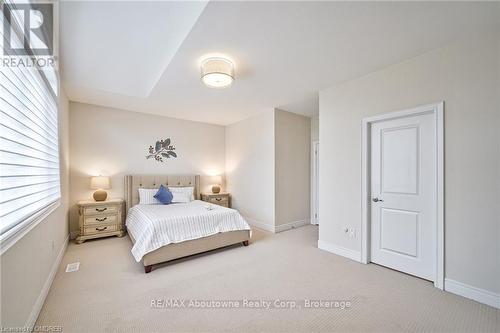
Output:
138,188,161,205
168,186,194,203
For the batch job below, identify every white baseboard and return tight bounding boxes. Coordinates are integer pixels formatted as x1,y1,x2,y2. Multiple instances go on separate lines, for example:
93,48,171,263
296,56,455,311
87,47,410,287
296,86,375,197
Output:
275,219,310,233
25,234,69,329
245,217,275,233
445,278,500,309
245,217,310,233
318,240,362,262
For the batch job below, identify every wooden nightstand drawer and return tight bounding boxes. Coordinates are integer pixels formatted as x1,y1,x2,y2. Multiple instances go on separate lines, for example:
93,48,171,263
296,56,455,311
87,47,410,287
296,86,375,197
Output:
208,196,228,204
84,214,117,226
83,223,119,235
84,205,118,215
201,193,230,208
76,198,125,244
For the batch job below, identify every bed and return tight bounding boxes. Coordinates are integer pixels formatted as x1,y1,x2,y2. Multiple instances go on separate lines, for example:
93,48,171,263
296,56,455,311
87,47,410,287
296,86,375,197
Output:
124,175,251,273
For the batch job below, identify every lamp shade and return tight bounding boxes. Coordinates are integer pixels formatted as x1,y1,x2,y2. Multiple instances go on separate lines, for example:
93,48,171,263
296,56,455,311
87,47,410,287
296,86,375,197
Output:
90,176,110,190
208,175,223,194
208,175,222,185
201,57,234,88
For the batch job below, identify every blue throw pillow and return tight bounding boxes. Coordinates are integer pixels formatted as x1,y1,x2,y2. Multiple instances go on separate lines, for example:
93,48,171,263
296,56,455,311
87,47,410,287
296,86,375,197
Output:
154,185,173,205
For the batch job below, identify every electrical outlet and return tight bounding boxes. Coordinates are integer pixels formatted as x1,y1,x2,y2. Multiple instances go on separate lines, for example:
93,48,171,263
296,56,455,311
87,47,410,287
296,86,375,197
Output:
344,227,357,238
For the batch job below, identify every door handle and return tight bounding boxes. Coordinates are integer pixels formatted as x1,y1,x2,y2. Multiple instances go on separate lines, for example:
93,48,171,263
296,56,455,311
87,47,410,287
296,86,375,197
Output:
372,197,384,202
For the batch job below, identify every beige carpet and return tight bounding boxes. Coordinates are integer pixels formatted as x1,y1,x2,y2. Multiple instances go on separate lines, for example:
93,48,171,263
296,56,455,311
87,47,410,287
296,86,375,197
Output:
36,226,499,332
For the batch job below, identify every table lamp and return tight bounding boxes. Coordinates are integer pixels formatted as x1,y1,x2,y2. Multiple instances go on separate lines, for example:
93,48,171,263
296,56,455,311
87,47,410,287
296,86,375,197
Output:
90,176,110,201
210,175,222,194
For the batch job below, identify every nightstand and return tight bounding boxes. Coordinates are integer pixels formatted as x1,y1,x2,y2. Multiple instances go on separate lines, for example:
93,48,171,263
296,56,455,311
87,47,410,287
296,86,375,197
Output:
200,193,230,208
75,198,125,244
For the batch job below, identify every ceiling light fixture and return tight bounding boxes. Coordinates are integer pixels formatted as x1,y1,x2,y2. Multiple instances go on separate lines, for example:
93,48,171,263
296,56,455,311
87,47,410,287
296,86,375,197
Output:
200,57,234,88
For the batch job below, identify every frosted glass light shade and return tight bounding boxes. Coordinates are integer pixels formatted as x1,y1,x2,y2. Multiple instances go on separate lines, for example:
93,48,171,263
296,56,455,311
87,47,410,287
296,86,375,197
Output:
201,57,234,88
90,176,110,190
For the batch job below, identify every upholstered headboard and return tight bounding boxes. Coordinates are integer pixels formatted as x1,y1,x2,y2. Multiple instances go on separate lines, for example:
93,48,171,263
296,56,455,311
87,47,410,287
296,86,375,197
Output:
124,174,200,212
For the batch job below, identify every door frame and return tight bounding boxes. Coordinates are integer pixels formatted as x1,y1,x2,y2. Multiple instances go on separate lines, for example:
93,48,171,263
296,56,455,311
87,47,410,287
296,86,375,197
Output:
311,141,319,224
361,102,444,289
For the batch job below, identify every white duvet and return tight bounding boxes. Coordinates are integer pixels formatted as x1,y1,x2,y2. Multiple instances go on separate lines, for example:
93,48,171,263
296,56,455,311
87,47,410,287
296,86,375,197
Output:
126,200,251,262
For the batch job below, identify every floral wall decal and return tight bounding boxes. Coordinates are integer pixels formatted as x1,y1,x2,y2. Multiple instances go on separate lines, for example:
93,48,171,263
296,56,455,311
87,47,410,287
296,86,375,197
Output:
146,138,177,162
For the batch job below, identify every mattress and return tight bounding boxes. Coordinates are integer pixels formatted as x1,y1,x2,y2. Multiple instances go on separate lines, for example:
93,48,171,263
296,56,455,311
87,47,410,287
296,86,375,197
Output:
126,200,251,262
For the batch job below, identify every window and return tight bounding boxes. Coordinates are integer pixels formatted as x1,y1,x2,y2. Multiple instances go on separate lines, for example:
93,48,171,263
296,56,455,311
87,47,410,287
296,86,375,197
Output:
0,1,60,246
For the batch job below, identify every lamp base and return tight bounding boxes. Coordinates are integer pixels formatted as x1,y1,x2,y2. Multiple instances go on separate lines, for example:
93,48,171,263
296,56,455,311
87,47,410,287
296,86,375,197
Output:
211,185,221,194
93,190,108,201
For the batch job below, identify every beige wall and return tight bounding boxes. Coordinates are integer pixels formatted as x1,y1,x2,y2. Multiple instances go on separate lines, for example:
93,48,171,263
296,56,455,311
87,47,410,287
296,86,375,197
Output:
69,102,226,234
311,115,319,142
275,110,311,226
0,89,70,328
225,111,276,228
319,33,500,293
226,109,311,231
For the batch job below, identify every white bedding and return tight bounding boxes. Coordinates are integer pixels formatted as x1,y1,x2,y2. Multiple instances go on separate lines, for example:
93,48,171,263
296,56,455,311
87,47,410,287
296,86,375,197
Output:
126,200,251,262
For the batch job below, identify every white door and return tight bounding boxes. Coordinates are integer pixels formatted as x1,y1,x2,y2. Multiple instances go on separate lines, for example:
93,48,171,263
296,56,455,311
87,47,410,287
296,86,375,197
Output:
370,113,436,281
311,141,319,225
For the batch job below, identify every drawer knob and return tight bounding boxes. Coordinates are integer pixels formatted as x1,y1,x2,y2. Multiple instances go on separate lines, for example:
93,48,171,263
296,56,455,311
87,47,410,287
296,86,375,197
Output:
96,207,107,212
95,217,107,222
215,198,222,201
95,226,108,232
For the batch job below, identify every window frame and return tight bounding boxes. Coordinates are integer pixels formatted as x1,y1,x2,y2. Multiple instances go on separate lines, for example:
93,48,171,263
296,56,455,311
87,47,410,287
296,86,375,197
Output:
0,201,60,254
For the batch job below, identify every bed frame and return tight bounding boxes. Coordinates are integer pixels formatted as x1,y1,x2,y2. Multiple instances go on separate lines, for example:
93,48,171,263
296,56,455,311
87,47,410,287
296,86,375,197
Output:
124,174,250,273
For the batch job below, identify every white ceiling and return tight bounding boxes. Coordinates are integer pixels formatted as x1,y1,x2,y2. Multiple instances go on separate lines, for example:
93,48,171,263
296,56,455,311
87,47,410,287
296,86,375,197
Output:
278,96,319,118
60,1,208,97
60,1,499,125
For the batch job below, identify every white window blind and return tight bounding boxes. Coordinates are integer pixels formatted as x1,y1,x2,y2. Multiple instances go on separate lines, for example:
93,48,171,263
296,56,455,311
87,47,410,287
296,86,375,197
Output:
0,1,60,239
